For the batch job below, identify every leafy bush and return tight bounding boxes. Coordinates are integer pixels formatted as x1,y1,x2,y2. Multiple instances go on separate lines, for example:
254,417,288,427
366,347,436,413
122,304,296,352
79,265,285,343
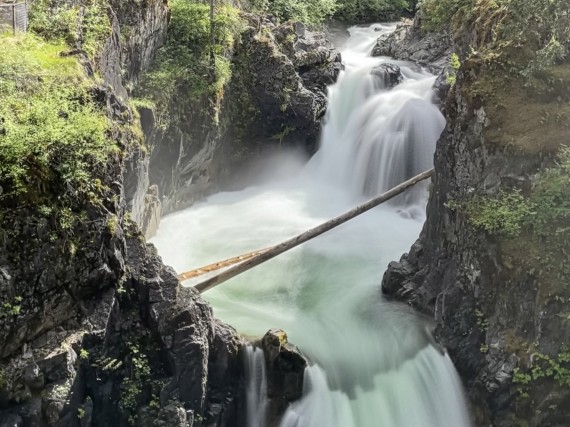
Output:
466,190,535,236
28,0,111,58
529,146,570,230
420,0,474,32
421,0,569,75
335,0,411,23
137,0,244,125
0,34,116,202
506,0,570,76
446,52,461,84
465,147,570,236
249,0,338,26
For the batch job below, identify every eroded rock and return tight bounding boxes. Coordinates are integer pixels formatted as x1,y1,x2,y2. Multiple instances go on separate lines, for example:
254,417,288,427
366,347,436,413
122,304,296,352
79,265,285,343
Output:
370,63,404,88
371,17,451,73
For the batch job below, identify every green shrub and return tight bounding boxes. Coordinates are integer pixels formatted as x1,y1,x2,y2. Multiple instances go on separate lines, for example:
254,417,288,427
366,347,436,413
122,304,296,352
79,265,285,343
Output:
446,52,461,85
420,0,475,32
335,0,411,23
137,0,245,126
506,0,570,76
28,0,111,59
529,146,570,231
0,34,116,202
466,190,535,236
421,0,569,75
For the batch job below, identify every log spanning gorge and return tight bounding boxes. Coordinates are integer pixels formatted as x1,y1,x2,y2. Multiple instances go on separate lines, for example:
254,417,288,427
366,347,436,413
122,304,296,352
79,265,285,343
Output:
152,24,471,426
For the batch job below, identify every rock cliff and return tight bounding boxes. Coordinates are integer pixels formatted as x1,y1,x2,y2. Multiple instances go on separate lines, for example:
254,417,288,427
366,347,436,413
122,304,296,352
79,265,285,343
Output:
142,15,342,214
382,3,570,426
0,1,246,425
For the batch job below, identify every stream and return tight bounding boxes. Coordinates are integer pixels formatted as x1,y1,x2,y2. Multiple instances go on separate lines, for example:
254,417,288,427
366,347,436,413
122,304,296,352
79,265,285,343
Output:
151,23,471,427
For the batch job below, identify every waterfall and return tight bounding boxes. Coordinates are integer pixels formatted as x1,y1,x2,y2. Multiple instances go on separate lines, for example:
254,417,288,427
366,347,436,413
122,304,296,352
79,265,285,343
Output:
309,26,445,207
244,346,268,427
151,22,471,427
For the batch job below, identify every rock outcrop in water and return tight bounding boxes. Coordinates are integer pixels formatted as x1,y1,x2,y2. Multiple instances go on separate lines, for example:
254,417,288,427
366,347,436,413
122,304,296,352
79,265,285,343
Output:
371,14,451,73
370,63,403,88
260,330,306,426
383,3,570,425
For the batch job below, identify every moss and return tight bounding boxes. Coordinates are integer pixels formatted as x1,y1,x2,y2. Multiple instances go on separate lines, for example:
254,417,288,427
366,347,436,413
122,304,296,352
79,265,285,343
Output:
462,66,570,156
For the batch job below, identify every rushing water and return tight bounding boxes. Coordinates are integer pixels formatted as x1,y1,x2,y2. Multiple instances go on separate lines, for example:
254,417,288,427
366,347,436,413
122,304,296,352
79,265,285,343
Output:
152,23,471,427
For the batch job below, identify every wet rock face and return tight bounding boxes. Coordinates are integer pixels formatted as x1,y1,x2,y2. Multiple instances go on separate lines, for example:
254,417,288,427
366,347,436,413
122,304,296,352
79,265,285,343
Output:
258,329,307,427
220,19,342,177
381,13,570,426
371,16,451,73
370,63,404,88
0,0,244,425
147,18,343,213
262,329,306,405
0,225,243,426
100,0,169,99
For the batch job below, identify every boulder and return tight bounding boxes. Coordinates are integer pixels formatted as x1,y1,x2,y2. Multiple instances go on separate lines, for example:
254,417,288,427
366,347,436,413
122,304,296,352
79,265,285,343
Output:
370,63,404,88
260,329,307,424
371,17,452,73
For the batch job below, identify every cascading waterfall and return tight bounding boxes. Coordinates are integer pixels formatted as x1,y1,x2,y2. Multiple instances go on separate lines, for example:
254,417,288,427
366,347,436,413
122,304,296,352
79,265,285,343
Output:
244,346,268,427
309,25,446,206
151,23,471,427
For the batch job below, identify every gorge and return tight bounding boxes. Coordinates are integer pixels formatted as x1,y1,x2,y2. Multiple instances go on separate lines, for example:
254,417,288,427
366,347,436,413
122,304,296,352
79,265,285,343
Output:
0,0,569,426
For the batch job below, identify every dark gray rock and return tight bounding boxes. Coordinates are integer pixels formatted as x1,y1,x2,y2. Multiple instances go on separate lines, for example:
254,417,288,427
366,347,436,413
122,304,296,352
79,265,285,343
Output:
381,17,570,426
433,66,452,102
371,17,452,73
370,63,404,88
0,1,245,426
260,329,306,424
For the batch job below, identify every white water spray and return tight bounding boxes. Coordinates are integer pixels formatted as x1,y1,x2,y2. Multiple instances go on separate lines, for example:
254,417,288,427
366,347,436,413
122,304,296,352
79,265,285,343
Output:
152,23,470,427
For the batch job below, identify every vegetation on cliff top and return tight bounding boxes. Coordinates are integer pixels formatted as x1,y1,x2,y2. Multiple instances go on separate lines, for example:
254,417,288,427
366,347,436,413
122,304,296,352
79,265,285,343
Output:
136,0,244,126
0,34,116,204
28,0,111,59
422,0,569,74
248,0,413,25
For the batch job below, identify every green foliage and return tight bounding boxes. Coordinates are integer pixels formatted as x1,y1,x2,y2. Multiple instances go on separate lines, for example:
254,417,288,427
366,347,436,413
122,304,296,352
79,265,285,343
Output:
506,0,570,76
138,0,244,126
250,0,338,26
28,0,111,58
0,34,116,202
421,0,569,75
420,0,474,32
77,407,86,419
527,146,570,231
335,0,411,23
121,342,152,425
446,52,461,85
0,296,23,318
106,215,120,236
467,189,535,236
513,348,570,392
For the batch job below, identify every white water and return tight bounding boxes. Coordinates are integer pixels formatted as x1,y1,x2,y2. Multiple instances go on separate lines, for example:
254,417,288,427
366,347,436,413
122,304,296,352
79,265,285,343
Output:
152,23,471,427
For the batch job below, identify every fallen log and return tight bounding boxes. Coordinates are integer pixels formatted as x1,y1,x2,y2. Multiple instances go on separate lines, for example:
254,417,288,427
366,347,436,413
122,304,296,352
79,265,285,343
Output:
178,169,434,293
